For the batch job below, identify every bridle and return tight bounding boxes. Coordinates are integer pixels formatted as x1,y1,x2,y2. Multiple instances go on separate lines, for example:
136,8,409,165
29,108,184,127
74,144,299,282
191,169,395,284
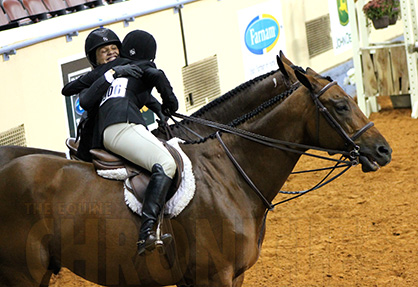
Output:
310,81,374,158
169,80,375,211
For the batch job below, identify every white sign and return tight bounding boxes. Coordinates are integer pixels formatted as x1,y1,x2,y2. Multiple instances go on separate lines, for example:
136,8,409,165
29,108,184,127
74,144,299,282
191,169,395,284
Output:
329,0,352,54
238,0,286,80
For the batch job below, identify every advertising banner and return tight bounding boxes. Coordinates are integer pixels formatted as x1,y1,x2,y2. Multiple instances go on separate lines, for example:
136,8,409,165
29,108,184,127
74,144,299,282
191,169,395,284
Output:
238,0,286,80
329,0,352,54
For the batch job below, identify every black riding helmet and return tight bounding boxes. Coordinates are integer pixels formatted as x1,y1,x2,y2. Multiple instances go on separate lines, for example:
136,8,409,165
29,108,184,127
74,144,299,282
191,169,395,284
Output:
121,30,157,61
85,28,121,67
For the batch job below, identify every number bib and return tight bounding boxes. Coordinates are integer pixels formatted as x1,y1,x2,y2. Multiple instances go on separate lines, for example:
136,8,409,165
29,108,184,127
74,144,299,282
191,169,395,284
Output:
100,78,129,106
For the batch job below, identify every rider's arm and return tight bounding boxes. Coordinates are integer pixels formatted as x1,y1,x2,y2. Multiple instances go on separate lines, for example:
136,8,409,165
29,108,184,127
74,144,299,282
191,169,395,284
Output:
61,73,95,97
142,67,175,101
145,95,165,120
79,69,115,110
62,58,130,97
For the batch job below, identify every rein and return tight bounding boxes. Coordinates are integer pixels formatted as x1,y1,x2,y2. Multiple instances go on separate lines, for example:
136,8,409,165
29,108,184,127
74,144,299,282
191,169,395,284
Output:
171,111,359,210
169,81,375,211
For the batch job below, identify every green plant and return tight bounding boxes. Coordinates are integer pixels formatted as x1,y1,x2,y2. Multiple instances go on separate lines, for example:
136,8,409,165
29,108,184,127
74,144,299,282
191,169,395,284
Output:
362,0,391,20
388,0,400,19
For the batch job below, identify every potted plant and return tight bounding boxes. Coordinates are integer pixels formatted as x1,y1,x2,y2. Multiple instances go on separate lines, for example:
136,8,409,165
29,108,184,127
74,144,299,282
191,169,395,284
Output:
362,0,391,29
388,0,400,25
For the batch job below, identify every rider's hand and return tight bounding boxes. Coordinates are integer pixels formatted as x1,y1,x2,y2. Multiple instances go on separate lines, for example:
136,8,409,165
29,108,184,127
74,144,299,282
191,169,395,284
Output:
112,64,143,79
162,94,178,116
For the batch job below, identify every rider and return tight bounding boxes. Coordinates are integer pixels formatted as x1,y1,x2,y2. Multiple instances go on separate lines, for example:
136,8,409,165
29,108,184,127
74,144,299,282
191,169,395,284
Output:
62,27,165,161
78,30,178,255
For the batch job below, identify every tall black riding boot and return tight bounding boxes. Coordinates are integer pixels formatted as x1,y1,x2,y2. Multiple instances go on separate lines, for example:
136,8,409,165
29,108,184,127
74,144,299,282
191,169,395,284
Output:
137,163,173,255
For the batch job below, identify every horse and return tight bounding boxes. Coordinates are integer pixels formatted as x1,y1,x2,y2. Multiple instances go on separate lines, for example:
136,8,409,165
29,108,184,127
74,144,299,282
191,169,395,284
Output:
0,69,392,287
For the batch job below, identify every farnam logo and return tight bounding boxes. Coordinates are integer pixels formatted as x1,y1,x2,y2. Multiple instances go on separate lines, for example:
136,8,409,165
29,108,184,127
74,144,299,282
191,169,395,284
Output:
244,14,280,55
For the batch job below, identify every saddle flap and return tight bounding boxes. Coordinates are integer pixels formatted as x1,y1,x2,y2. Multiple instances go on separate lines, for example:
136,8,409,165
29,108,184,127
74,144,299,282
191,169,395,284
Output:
128,144,184,203
90,149,126,170
163,142,184,189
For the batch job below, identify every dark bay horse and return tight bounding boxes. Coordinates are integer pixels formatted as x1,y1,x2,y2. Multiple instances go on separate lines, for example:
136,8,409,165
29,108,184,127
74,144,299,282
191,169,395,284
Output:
0,70,392,286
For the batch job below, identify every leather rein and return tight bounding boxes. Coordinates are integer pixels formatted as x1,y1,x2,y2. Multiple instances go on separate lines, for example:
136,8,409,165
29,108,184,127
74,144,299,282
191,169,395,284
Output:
169,81,374,211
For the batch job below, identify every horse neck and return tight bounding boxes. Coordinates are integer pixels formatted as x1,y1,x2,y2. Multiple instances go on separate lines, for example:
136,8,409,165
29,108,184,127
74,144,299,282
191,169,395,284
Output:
188,70,289,126
231,96,309,203
183,89,309,216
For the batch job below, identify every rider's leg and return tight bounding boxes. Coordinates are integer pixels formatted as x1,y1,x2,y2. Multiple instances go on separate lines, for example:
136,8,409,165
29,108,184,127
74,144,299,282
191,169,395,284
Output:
137,163,173,254
103,123,176,178
103,123,176,254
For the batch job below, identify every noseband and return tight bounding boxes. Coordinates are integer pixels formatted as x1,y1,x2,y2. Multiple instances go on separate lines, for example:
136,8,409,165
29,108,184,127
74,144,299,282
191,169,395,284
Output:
311,81,374,161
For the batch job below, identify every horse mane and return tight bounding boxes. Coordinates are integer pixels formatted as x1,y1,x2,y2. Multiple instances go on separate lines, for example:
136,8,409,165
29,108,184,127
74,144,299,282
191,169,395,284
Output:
230,74,331,129
189,69,279,118
185,82,300,144
228,83,300,128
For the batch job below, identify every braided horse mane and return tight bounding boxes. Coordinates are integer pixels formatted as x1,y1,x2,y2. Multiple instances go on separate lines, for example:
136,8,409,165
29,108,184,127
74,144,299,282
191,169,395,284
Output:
185,82,300,144
184,69,334,144
188,69,278,119
228,72,333,128
186,62,314,122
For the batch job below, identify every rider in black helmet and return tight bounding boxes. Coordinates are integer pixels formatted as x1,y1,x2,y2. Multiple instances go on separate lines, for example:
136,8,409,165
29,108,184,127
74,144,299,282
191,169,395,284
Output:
78,30,178,256
121,29,156,61
84,27,122,68
62,28,165,162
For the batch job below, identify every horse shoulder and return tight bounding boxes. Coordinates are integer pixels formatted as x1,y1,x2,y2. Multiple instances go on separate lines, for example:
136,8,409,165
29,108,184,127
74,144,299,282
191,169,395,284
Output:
177,143,264,273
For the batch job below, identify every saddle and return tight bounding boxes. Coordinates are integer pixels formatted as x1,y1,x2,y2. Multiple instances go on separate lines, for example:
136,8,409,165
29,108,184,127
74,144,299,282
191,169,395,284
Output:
65,138,184,203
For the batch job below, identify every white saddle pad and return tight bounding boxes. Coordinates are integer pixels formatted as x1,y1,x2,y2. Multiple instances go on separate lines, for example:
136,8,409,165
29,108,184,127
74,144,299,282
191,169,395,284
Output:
97,138,195,218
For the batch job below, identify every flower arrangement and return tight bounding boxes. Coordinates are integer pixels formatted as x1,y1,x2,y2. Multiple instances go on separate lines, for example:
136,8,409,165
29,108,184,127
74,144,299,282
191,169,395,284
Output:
363,0,400,29
362,0,391,20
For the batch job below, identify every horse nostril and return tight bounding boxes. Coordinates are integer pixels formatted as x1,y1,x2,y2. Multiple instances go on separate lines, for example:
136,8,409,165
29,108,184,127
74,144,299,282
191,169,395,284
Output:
377,145,391,157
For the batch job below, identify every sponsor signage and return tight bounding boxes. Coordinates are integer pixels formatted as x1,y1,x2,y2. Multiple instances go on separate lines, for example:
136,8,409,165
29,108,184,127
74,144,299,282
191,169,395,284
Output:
329,0,352,54
238,0,286,80
244,15,280,55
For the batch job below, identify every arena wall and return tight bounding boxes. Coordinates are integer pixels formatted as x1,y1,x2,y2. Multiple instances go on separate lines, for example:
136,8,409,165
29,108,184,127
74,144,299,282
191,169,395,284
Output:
0,0,402,151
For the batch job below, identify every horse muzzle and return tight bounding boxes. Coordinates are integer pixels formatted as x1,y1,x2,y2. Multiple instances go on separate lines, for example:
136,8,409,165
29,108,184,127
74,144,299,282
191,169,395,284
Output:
359,143,392,172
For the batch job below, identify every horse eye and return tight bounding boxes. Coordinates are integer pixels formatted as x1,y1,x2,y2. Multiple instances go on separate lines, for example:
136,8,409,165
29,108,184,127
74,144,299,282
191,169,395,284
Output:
335,104,349,113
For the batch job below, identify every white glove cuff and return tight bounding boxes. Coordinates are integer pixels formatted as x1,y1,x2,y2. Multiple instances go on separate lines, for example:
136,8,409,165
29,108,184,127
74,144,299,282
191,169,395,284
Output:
104,70,115,83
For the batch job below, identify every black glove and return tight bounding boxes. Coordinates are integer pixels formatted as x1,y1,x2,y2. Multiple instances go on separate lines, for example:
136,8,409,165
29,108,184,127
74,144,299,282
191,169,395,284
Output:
112,64,143,79
156,109,167,122
162,94,178,116
156,117,168,130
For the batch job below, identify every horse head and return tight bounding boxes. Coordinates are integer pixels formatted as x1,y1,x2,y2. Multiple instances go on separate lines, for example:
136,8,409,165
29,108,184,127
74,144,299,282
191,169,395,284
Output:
295,70,392,172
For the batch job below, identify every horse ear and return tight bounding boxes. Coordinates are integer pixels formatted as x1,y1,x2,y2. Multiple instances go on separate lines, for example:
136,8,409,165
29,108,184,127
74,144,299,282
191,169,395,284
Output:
279,50,294,66
295,70,313,91
306,67,319,77
276,55,289,79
